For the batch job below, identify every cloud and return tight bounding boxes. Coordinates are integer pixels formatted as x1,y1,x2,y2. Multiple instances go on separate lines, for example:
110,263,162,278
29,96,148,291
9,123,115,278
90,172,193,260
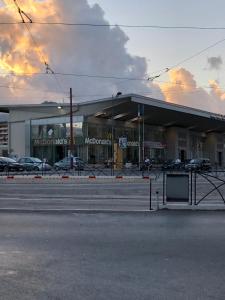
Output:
0,0,164,103
160,68,225,113
0,0,224,116
209,79,225,100
207,56,223,70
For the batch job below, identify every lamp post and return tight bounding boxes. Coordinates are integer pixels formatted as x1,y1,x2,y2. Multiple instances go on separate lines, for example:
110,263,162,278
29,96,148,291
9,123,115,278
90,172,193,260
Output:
138,103,144,170
69,88,74,169
111,95,114,176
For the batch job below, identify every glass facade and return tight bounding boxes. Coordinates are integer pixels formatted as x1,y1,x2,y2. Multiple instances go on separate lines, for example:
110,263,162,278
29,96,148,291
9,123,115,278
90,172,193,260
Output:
31,116,84,164
30,115,167,166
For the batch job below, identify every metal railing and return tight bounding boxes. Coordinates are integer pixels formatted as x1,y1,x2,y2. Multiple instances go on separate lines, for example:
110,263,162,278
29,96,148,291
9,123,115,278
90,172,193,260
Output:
160,169,225,207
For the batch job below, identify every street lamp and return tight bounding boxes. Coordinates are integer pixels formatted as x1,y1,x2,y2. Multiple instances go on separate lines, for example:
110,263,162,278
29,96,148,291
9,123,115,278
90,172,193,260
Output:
69,88,74,169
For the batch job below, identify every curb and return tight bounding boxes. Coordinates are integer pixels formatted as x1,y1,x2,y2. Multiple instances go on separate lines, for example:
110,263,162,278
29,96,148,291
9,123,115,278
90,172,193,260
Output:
0,208,157,214
0,175,153,184
159,205,225,211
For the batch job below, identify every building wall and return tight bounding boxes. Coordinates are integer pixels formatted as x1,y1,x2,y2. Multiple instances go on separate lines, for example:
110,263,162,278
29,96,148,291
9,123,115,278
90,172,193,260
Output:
5,102,225,165
204,133,217,164
205,133,225,166
0,122,8,156
8,107,68,158
166,128,177,159
9,122,25,159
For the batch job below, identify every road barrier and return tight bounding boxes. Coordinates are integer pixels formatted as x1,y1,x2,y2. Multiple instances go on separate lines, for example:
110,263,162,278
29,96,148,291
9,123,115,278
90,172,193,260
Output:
160,170,225,209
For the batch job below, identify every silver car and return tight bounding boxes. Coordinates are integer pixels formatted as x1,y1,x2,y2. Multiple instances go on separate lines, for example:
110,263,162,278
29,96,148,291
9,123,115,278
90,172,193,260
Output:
17,157,52,171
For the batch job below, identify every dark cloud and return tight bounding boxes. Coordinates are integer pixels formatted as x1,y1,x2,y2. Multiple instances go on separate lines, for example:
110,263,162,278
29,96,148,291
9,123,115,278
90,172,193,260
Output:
207,56,223,70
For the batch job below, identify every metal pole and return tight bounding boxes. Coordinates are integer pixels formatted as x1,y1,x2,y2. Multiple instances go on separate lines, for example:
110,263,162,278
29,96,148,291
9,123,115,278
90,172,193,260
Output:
70,88,74,170
111,96,114,176
190,171,192,205
138,105,141,170
194,171,197,205
156,191,159,210
163,171,165,205
142,104,145,165
149,179,153,210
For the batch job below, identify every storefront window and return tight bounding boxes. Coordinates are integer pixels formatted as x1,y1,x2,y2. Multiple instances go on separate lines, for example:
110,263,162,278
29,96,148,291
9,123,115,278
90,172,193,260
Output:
30,115,166,165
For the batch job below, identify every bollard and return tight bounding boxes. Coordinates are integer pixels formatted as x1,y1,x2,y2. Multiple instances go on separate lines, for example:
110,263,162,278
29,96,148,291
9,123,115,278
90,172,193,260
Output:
156,191,159,210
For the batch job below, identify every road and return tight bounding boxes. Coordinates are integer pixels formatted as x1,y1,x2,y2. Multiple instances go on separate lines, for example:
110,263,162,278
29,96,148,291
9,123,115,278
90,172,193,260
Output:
1,211,225,300
1,175,225,211
0,182,154,211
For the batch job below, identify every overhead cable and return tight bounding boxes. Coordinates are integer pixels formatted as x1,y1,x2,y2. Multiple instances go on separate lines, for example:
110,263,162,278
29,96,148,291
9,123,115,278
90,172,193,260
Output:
2,21,225,30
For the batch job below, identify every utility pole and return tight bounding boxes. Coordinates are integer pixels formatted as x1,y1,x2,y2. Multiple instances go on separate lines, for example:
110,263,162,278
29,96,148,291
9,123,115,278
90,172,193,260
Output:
70,88,74,169
138,104,141,170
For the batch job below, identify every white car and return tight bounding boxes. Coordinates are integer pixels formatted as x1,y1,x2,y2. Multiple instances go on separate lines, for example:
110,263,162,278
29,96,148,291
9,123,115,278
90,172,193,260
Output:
17,157,52,171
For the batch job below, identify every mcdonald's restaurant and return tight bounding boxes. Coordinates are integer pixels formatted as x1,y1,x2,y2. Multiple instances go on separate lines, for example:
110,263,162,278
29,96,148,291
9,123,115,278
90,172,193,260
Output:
4,94,225,167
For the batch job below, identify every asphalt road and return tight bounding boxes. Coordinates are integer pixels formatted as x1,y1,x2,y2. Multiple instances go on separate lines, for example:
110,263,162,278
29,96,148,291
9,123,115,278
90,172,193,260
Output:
1,211,225,300
1,177,225,211
0,182,154,211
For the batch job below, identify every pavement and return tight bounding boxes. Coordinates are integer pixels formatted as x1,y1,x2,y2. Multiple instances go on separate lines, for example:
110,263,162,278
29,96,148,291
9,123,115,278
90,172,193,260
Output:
1,179,225,211
0,182,153,211
1,211,225,300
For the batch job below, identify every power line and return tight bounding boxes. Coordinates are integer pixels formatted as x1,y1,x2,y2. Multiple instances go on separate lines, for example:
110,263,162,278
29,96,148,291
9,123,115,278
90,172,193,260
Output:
2,21,225,30
3,4,225,85
0,71,148,81
147,35,225,81
1,70,225,91
170,37,225,70
13,0,32,23
11,0,66,98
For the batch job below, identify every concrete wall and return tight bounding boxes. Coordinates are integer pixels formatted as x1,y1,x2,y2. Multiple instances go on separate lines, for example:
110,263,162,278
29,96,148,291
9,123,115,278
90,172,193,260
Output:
166,128,177,159
9,122,25,158
8,107,68,158
203,133,217,164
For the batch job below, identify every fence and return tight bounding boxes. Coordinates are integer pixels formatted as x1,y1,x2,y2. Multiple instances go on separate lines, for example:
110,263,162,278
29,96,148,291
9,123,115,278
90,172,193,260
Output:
160,170,225,208
2,165,225,210
1,162,162,178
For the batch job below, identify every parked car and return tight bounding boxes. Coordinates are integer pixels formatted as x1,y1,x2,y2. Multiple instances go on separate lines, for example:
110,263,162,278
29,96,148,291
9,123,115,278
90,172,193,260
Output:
54,157,85,170
161,159,184,171
17,157,52,171
0,157,24,172
185,158,211,171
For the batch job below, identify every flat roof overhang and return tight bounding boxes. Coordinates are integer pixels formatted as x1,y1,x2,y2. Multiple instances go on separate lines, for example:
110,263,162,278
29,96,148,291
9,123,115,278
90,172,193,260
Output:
1,93,225,133
93,95,225,133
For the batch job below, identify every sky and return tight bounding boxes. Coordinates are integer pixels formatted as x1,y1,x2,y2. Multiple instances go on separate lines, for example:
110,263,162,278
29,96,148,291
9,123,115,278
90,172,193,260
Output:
87,0,225,86
1,0,225,113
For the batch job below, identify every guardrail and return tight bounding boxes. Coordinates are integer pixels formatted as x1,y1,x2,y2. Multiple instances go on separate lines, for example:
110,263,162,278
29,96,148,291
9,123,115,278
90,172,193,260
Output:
1,165,163,178
1,166,225,178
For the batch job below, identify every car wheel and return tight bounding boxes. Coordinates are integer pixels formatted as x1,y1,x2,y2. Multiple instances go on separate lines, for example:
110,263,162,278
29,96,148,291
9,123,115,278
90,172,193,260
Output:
34,166,39,171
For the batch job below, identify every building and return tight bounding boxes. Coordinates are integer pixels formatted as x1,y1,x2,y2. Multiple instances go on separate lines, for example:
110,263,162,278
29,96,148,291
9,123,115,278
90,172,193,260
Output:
0,113,8,156
2,94,225,167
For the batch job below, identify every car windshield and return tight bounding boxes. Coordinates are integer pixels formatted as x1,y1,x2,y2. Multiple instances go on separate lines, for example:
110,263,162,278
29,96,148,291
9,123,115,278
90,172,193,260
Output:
0,157,17,163
31,157,42,163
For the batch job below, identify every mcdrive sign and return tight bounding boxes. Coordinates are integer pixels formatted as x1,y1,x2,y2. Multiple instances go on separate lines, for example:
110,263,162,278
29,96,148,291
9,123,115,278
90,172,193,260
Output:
85,137,139,147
